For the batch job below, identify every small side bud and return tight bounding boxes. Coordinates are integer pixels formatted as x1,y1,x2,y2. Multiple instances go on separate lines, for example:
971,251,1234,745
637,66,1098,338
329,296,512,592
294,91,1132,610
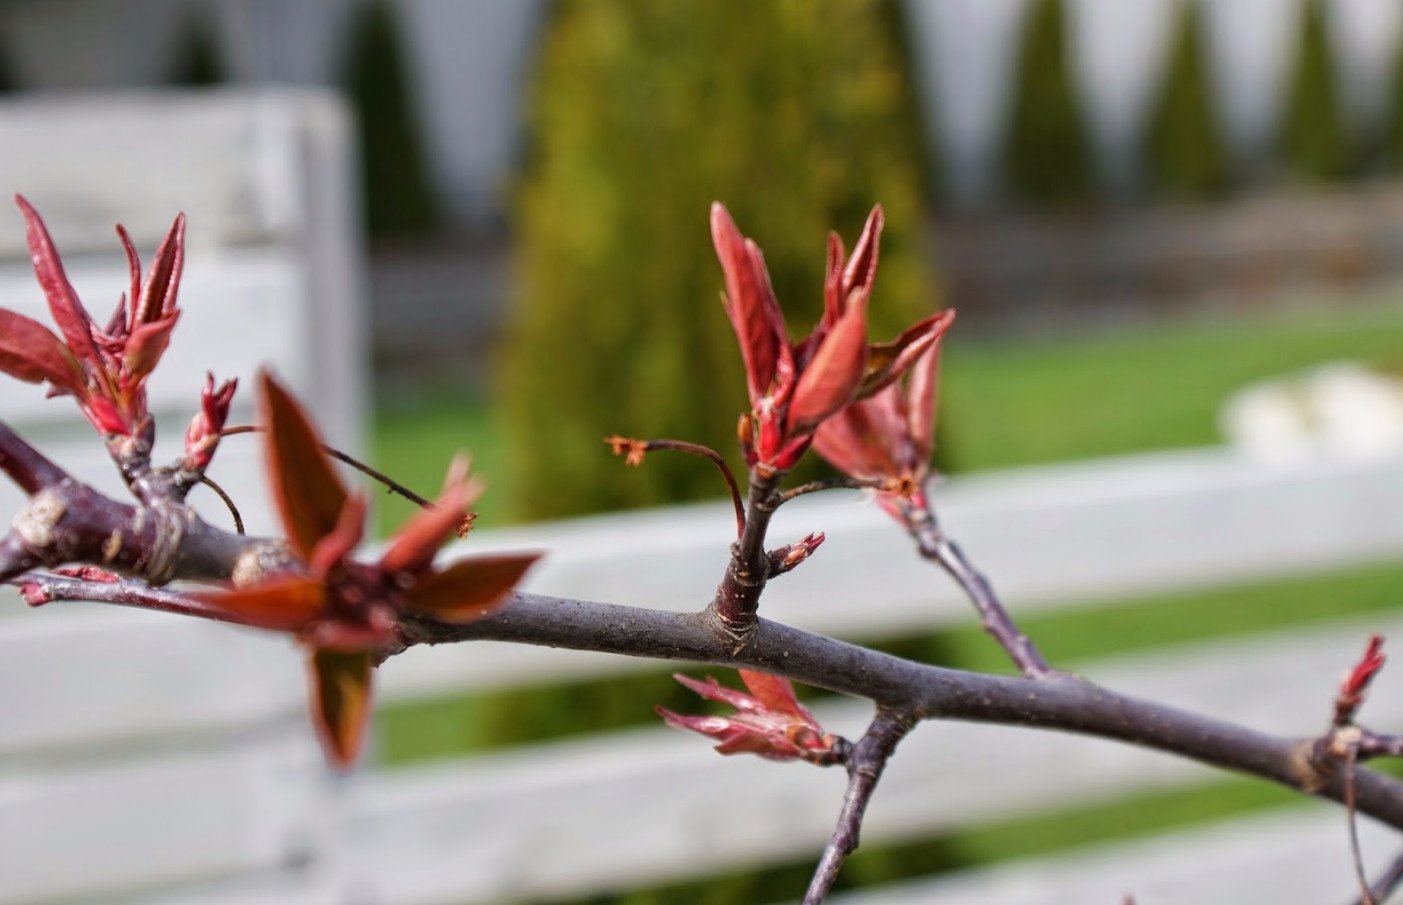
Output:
183,373,238,472
769,531,826,577
1335,634,1386,726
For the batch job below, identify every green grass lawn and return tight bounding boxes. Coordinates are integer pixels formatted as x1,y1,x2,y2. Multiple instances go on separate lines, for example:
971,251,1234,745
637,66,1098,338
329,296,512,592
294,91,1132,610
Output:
371,301,1403,534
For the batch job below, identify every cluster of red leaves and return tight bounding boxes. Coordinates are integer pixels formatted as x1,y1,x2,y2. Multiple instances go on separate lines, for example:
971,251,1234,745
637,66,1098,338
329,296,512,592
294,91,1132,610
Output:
713,203,954,473
200,372,541,767
658,670,845,765
0,196,195,440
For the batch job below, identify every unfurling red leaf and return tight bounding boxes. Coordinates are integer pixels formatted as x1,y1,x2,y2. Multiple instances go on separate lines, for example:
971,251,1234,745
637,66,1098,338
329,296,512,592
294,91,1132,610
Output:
258,370,349,558
786,297,868,432
0,309,83,392
739,670,813,721
308,494,368,580
711,202,785,404
198,576,327,632
308,647,373,769
122,313,179,382
858,309,955,400
14,194,101,365
133,213,186,327
406,552,542,622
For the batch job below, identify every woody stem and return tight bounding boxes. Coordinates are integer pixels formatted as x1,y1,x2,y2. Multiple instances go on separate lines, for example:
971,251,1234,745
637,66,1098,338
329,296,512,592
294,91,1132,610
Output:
899,497,1054,679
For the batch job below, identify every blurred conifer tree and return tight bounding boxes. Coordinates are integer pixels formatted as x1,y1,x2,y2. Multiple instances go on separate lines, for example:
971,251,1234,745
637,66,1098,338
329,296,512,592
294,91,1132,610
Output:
167,8,224,86
1276,0,1352,181
341,0,441,237
1003,0,1093,204
501,0,938,519
1141,1,1229,199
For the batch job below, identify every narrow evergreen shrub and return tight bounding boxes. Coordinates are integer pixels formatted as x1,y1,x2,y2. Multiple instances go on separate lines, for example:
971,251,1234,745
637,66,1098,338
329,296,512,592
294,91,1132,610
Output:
341,0,441,237
166,9,224,86
1140,1,1229,199
1002,0,1094,204
1276,0,1352,182
501,0,937,520
1383,11,1403,170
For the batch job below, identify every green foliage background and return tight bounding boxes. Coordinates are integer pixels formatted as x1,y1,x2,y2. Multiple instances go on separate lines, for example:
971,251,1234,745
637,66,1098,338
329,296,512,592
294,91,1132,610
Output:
1276,0,1352,181
500,0,938,521
1140,1,1230,199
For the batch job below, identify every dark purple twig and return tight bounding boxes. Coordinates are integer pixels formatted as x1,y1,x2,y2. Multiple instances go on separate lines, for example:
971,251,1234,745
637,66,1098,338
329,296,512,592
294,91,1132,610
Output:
12,573,248,625
606,436,746,537
803,709,914,904
898,497,1054,679
708,468,783,642
0,421,67,494
780,475,893,504
1345,746,1377,905
1348,848,1403,905
222,425,435,510
196,474,245,535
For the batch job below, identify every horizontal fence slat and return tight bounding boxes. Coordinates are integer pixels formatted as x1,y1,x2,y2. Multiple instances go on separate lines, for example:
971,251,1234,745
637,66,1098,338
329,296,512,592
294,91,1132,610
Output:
825,807,1398,905
0,736,322,905
345,614,1403,905
0,605,305,758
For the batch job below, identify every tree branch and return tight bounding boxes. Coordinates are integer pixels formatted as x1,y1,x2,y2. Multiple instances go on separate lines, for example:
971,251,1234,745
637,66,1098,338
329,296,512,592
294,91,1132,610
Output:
803,708,914,904
707,469,783,641
401,593,1403,832
0,421,68,494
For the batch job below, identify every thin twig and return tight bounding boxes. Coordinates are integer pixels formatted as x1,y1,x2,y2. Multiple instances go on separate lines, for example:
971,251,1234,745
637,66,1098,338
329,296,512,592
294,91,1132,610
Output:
779,475,894,504
899,499,1054,678
196,474,245,535
10,573,251,625
1348,847,1403,905
1347,746,1378,905
605,436,746,537
803,709,914,904
222,425,434,509
0,420,69,495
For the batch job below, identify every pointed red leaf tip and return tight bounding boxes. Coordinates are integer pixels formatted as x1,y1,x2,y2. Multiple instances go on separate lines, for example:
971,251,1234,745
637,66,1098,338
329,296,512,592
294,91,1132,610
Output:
1336,634,1387,724
183,373,238,472
133,212,186,328
14,194,101,366
0,308,83,393
711,202,784,405
380,454,483,577
658,671,844,765
859,308,956,400
405,551,543,622
308,648,374,769
257,370,349,559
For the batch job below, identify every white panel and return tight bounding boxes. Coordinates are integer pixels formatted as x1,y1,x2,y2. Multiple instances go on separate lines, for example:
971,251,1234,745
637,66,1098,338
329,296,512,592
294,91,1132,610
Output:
0,602,305,758
827,808,1396,905
350,615,1403,904
0,737,322,905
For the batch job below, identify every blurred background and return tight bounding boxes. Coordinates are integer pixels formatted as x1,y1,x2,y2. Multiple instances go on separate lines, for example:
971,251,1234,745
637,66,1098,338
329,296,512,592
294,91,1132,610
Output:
3,1,1403,903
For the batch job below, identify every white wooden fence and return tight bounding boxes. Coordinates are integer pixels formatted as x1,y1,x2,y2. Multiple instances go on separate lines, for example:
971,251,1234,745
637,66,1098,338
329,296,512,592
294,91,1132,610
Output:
4,446,1403,904
0,88,367,539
